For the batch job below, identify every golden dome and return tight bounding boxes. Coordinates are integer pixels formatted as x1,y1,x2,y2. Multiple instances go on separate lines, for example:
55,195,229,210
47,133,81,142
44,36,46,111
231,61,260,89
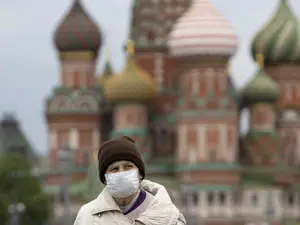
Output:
104,40,156,103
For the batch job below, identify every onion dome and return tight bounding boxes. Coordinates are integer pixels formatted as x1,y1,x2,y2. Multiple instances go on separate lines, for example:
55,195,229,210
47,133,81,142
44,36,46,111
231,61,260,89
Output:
167,0,239,57
251,0,300,64
53,0,102,53
104,40,156,103
97,48,114,86
241,54,279,106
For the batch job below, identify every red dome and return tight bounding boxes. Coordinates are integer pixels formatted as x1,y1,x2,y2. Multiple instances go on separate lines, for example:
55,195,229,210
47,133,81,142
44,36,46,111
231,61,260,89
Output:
53,0,102,53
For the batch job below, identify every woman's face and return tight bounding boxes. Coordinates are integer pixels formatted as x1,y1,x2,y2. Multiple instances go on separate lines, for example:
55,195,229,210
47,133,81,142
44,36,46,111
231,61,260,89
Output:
105,160,137,174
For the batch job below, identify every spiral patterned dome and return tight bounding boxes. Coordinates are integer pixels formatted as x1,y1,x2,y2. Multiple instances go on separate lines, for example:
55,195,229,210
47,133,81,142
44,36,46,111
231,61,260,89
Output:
251,0,300,64
167,0,239,57
242,54,279,106
104,41,156,103
54,0,102,53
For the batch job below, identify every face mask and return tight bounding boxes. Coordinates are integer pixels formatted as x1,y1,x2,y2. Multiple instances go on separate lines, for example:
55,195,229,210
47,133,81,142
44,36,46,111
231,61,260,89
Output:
105,169,140,198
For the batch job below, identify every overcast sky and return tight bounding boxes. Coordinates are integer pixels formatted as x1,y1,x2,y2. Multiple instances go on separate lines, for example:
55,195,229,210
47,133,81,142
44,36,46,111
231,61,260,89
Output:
0,0,299,155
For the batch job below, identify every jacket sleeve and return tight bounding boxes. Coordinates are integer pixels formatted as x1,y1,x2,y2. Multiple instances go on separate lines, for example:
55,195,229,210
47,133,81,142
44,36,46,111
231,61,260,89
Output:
73,205,94,225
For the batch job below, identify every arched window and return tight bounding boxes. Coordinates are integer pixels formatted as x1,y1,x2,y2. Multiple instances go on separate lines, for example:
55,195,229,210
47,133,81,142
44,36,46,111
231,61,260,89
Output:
219,192,226,205
158,128,171,154
208,192,214,205
232,191,240,204
73,71,80,88
287,192,294,205
193,192,199,205
209,149,217,162
287,150,296,166
80,102,90,110
251,193,258,206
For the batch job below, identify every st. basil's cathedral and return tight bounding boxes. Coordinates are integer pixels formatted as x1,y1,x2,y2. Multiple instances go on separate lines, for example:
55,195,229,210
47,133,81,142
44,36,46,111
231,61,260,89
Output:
41,0,300,224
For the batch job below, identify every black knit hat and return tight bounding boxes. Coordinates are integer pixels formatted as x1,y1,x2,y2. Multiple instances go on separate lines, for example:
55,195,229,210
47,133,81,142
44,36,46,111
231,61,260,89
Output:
98,136,145,184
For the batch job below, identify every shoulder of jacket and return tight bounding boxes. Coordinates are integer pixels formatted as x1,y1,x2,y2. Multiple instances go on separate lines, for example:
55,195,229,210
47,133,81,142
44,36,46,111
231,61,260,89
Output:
77,199,98,219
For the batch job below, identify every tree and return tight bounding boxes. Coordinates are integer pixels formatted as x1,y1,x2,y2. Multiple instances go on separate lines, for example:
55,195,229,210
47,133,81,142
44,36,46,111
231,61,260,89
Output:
0,153,52,225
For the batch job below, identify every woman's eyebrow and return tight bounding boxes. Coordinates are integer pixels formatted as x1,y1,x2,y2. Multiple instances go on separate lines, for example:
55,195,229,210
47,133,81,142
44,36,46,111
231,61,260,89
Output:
108,165,118,170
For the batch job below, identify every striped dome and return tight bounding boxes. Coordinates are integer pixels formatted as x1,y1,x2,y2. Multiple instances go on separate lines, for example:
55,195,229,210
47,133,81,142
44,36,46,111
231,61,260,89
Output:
54,0,102,54
251,0,300,64
167,0,239,57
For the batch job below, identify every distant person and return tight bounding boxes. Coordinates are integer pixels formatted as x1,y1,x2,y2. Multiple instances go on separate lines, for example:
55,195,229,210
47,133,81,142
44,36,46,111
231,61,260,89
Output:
74,136,186,225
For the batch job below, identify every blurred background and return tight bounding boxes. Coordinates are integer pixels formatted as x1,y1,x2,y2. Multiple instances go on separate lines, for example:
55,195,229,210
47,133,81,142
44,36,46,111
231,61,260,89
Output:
0,0,300,224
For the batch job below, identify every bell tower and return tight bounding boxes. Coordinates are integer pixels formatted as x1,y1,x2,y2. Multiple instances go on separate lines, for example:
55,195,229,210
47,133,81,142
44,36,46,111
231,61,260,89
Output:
45,0,103,182
129,0,190,159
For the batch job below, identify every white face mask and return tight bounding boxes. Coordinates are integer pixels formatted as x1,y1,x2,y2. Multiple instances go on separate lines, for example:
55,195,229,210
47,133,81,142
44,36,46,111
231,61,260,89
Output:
105,169,140,198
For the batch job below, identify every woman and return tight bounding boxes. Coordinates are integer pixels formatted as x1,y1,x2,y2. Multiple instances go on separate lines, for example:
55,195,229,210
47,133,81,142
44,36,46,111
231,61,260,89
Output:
74,136,186,225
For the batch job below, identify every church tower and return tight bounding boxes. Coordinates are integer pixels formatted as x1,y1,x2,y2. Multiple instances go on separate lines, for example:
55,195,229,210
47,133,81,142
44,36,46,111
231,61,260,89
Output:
45,0,102,181
167,0,240,217
104,40,156,161
128,0,190,159
241,54,280,166
251,0,300,168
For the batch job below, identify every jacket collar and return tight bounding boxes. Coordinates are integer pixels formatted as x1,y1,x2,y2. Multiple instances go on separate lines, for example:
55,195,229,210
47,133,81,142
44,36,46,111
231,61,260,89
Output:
91,187,121,215
91,179,168,215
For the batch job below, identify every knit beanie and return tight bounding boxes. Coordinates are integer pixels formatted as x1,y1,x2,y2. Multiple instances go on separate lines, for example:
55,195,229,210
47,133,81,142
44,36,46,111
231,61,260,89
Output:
98,136,145,184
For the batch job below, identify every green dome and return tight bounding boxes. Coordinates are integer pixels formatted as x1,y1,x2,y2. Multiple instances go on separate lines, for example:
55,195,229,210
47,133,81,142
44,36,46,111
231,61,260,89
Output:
251,0,300,64
242,69,279,106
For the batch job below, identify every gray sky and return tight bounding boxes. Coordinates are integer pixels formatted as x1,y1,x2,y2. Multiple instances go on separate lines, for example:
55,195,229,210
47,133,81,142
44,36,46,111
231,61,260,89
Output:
0,0,299,155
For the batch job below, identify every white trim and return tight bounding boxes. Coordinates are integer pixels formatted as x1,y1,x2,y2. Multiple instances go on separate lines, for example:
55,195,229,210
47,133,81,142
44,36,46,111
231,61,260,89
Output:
80,71,86,88
197,125,205,160
69,128,78,149
66,71,72,87
296,84,300,100
188,149,197,163
297,131,300,162
208,74,213,91
178,125,187,160
192,70,198,95
196,74,200,94
93,129,100,150
49,130,57,149
219,75,226,94
285,83,292,101
220,124,227,160
203,125,207,159
155,53,164,90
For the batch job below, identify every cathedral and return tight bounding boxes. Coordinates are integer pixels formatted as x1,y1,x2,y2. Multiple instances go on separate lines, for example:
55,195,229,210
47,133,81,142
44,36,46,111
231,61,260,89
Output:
42,0,300,224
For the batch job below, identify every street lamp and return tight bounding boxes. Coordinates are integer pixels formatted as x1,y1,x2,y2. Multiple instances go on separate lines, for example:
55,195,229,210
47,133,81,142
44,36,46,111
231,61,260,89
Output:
58,144,75,225
8,202,26,225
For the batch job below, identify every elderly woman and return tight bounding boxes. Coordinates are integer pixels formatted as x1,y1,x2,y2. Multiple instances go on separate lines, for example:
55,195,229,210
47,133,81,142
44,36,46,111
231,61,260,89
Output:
74,136,186,225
